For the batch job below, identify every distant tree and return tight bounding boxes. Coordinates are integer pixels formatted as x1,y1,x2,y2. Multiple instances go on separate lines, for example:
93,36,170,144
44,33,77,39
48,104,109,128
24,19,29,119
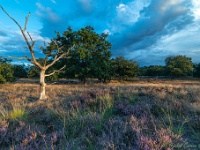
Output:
194,63,200,77
140,65,166,76
165,55,193,77
0,74,6,84
13,65,28,78
0,56,11,64
1,6,74,99
0,57,15,83
27,65,40,78
112,56,139,80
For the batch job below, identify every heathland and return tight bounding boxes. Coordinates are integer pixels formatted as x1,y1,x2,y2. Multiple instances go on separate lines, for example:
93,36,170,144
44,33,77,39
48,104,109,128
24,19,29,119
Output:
0,79,200,149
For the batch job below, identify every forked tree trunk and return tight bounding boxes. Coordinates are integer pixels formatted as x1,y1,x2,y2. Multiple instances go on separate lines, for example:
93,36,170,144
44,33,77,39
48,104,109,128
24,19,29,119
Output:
39,69,47,100
1,6,71,100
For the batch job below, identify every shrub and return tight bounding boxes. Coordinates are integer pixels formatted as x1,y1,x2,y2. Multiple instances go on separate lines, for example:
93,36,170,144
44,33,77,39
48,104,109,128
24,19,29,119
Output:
0,63,15,82
0,74,6,84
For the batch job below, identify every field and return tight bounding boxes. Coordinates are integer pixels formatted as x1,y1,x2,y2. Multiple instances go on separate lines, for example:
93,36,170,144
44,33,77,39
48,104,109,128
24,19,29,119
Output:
0,79,200,149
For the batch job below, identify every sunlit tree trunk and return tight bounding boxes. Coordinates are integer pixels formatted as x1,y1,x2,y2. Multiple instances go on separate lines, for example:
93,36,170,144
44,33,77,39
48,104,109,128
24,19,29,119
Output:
39,69,47,100
1,6,71,100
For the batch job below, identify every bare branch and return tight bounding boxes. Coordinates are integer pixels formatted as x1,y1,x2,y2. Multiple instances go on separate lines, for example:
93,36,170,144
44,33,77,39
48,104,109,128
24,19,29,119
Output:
45,46,72,69
53,40,64,53
0,5,23,31
45,65,66,77
43,48,55,67
24,12,30,31
0,6,43,68
25,56,32,62
8,55,27,60
44,40,74,69
27,32,35,48
27,32,33,42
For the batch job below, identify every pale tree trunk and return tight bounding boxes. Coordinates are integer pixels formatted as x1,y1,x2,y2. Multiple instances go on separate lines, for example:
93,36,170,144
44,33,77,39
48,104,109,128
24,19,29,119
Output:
1,6,71,100
39,69,47,100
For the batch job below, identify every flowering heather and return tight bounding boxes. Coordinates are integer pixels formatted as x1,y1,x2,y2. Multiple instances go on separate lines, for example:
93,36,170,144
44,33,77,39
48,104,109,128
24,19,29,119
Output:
0,79,200,149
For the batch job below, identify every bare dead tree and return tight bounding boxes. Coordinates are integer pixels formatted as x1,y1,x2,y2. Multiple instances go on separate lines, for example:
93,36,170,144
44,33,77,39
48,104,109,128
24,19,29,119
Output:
0,6,73,100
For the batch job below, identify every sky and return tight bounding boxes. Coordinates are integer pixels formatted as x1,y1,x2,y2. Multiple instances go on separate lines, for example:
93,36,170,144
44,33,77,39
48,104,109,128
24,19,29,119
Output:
0,0,200,66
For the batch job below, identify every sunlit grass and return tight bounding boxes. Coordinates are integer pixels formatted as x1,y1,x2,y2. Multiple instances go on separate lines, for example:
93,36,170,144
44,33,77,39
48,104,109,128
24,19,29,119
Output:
0,99,27,121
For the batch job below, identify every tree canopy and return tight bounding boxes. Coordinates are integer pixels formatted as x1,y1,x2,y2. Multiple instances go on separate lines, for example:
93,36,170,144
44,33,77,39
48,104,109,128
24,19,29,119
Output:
140,66,166,76
53,26,112,83
165,55,193,77
194,63,200,77
112,56,139,80
0,58,15,83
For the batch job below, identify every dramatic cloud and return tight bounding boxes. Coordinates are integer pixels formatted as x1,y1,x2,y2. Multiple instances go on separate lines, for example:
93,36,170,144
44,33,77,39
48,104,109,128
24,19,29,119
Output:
35,2,66,37
116,1,150,24
191,0,200,20
105,0,198,66
1,0,200,66
0,27,49,62
110,0,194,52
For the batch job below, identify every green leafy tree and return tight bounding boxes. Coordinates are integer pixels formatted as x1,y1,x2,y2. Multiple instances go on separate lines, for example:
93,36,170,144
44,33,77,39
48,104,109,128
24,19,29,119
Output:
0,57,15,83
83,30,112,83
112,56,139,80
57,26,112,83
194,63,200,77
13,65,28,78
140,65,166,76
0,74,6,83
165,55,193,77
27,65,40,78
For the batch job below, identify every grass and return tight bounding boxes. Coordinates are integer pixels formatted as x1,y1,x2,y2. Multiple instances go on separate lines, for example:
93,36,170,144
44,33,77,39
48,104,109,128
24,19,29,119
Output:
0,98,27,121
0,79,200,149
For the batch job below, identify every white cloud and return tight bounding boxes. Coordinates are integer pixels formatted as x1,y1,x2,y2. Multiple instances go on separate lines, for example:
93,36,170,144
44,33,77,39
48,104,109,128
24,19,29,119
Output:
0,49,7,52
2,0,199,66
117,4,127,12
134,23,200,65
110,0,198,66
0,25,50,59
191,0,200,20
36,3,60,23
0,36,9,43
116,0,150,24
30,32,50,43
160,0,181,11
103,29,111,35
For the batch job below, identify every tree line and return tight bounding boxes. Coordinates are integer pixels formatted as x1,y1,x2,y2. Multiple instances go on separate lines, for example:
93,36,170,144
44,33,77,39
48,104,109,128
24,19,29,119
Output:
0,26,200,83
1,53,200,84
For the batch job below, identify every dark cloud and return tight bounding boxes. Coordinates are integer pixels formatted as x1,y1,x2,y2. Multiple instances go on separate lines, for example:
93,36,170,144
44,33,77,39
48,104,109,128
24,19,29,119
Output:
110,0,194,57
35,1,131,36
0,30,45,62
35,2,67,37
